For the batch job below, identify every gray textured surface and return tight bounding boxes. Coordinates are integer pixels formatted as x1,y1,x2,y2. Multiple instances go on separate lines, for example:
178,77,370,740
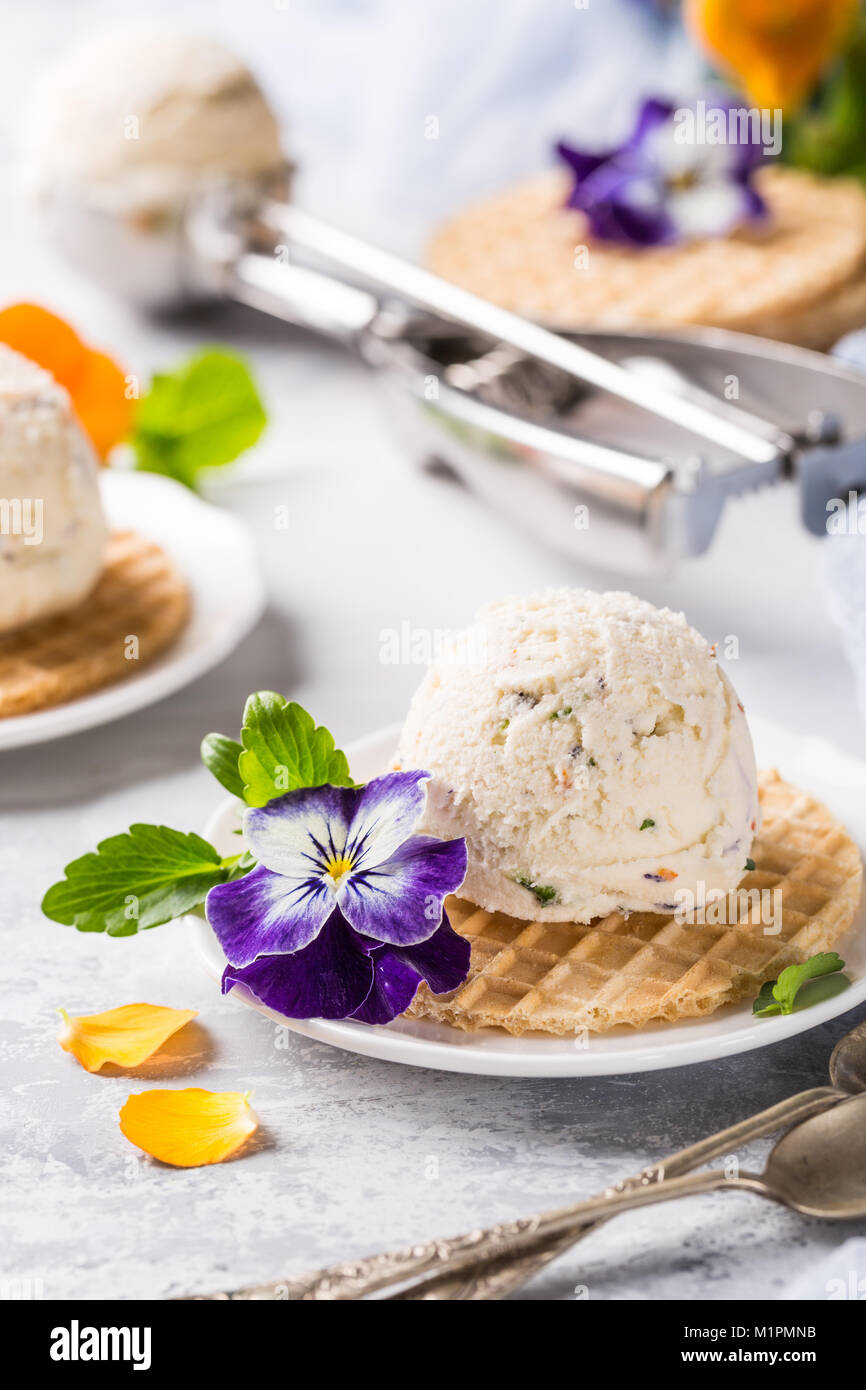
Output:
2,356,866,1299
2,0,866,1304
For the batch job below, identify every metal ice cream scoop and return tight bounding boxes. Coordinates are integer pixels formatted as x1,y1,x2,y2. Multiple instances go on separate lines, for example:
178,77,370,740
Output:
28,40,866,572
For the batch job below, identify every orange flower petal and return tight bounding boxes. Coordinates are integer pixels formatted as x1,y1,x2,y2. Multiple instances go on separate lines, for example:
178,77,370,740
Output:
71,349,136,459
0,302,132,458
119,1088,258,1168
58,1003,198,1073
0,302,87,388
687,0,858,111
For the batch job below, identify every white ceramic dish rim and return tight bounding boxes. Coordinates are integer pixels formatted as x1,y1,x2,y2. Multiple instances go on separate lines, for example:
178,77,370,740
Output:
0,471,265,750
188,716,866,1077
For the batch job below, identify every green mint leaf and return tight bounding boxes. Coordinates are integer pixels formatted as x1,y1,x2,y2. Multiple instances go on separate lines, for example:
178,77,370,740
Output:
752,979,778,1016
772,953,847,1015
640,818,655,830
514,875,559,907
744,857,756,872
42,825,233,936
201,733,245,800
239,692,354,807
753,952,847,1017
225,850,257,879
131,348,267,490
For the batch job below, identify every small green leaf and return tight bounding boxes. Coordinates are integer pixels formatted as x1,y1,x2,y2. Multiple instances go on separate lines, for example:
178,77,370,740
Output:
201,733,245,800
514,875,559,907
239,693,354,808
131,348,267,490
753,952,847,1017
752,979,778,1016
640,818,655,831
42,825,234,936
744,857,756,872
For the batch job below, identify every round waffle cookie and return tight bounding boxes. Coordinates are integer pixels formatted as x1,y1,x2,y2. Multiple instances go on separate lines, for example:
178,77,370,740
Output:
428,165,866,350
0,530,190,717
409,770,863,1036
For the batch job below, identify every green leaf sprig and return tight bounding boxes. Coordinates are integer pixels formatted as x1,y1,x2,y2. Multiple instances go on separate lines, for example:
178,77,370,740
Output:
130,348,267,490
752,952,849,1017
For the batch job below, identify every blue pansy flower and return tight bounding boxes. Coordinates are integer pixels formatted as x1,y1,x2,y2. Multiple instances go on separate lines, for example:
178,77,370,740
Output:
557,96,767,247
207,771,469,1024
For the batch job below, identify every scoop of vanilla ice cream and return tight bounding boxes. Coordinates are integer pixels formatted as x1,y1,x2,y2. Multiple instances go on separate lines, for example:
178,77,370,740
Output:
19,24,285,213
0,346,107,632
396,589,759,923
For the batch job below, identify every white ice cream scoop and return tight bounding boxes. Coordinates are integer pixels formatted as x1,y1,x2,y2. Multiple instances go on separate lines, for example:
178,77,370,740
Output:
0,346,107,632
396,588,759,922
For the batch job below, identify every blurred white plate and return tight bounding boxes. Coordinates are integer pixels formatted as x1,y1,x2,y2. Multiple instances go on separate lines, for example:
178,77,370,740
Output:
188,717,866,1077
0,470,264,750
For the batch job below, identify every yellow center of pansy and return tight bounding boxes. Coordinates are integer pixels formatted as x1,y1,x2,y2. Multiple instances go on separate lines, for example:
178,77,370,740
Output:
324,855,354,885
668,169,697,193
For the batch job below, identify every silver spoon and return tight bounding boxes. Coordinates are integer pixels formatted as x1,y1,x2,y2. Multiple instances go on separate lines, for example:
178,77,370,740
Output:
196,1085,866,1302
400,1091,866,1252
187,1018,866,1300
394,1016,866,1301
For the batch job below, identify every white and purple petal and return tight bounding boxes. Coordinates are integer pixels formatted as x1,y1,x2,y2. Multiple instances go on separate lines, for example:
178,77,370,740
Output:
626,97,676,152
351,917,471,1025
556,94,765,247
344,770,429,870
350,952,420,1025
206,863,333,968
243,783,357,878
382,916,472,995
221,911,375,1020
338,834,468,946
667,179,759,241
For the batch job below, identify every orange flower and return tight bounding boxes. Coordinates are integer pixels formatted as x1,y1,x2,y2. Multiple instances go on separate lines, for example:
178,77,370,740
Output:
0,303,134,458
686,0,858,111
119,1088,259,1167
58,1003,198,1073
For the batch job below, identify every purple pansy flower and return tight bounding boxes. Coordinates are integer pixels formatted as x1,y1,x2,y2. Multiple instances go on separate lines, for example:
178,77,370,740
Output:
207,771,469,1024
556,97,767,247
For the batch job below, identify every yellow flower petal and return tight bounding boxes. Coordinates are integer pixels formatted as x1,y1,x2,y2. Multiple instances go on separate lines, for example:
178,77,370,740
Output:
58,1003,198,1073
687,0,858,111
118,1088,258,1167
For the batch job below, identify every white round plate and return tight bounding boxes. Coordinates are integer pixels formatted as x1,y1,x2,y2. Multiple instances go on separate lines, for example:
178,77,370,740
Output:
188,716,866,1077
0,470,264,750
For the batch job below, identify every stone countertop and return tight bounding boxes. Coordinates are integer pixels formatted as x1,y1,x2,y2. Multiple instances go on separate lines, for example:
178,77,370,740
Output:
1,312,865,1298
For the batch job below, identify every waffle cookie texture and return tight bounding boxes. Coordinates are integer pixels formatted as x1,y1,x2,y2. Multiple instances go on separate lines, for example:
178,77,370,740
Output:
409,771,863,1035
428,166,866,350
0,531,189,717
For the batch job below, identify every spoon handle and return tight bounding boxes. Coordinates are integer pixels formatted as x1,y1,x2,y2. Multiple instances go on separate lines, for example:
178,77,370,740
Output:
392,1086,840,1301
186,1086,836,1300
